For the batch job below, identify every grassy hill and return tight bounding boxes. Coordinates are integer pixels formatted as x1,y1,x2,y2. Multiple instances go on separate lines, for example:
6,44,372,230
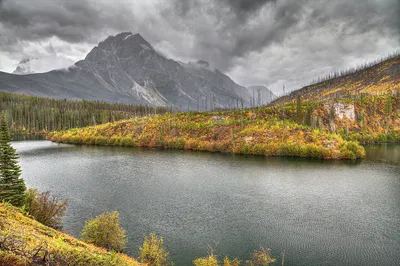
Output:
48,107,366,160
0,203,141,266
273,53,400,105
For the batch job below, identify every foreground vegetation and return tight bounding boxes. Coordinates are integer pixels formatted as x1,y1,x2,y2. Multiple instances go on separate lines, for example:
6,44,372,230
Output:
1,204,279,265
0,203,141,266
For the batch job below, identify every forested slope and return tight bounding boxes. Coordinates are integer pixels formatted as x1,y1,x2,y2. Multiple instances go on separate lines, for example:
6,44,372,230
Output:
273,53,400,105
0,92,168,134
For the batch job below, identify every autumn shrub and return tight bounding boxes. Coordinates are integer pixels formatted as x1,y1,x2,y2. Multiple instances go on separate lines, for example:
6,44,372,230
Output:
94,136,108,145
232,142,251,155
25,188,69,229
83,136,94,145
120,137,136,147
184,139,200,150
223,257,241,266
246,248,276,266
339,141,365,159
304,144,325,158
214,141,232,153
139,233,172,266
277,143,301,157
0,250,27,266
193,255,241,266
80,211,127,252
193,255,219,266
67,135,82,144
252,143,268,155
197,140,215,152
108,137,119,146
136,133,153,146
165,137,185,149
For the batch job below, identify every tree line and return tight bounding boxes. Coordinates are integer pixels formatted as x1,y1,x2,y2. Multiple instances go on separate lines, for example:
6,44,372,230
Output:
0,92,169,134
308,50,400,86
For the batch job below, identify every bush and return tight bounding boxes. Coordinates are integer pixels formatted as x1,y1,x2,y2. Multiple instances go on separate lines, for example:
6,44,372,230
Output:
25,188,69,229
246,248,276,266
139,233,172,266
94,136,108,145
339,141,365,159
252,144,268,155
223,257,241,266
80,211,127,252
193,255,241,266
193,255,219,266
232,142,251,155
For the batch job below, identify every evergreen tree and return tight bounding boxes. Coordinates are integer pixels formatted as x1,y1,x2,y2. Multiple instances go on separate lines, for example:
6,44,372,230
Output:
0,111,26,207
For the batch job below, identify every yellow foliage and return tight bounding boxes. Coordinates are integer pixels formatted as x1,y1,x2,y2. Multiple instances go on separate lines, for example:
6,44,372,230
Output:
0,203,141,266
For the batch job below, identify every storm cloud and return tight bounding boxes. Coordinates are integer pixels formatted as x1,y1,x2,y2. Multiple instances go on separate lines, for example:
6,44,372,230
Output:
0,0,399,93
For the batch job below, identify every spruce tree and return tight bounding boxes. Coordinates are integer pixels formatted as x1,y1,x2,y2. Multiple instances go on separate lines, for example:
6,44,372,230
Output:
0,111,26,207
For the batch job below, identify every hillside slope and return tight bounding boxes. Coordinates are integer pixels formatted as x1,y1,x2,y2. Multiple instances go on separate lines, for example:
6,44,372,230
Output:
0,203,141,266
0,32,250,110
273,54,400,105
48,109,366,160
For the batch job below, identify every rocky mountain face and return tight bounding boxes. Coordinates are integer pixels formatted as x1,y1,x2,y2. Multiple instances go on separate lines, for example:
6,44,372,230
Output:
247,85,277,106
0,32,250,109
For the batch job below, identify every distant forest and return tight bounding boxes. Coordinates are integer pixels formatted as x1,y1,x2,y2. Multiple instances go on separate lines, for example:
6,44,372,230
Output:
0,92,169,134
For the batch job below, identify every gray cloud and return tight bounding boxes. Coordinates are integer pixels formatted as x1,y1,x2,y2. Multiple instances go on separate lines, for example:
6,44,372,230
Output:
0,0,399,93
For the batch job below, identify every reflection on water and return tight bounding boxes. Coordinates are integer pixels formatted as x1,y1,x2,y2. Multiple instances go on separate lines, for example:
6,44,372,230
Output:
12,134,45,141
364,144,400,164
12,141,400,266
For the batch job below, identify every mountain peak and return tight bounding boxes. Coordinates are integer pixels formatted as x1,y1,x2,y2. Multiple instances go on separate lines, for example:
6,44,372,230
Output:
85,32,154,62
115,32,149,45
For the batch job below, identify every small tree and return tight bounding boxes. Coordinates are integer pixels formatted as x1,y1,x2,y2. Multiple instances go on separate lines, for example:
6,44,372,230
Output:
25,188,69,229
80,211,127,252
139,233,172,266
0,111,26,207
246,248,276,266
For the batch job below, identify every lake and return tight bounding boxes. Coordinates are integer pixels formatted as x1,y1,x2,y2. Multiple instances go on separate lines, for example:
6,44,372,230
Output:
13,141,400,265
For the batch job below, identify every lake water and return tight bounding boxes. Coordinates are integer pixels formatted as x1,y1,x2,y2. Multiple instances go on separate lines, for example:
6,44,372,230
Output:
13,141,400,265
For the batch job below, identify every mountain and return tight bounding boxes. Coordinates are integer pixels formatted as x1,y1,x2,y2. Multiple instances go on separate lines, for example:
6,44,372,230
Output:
247,85,277,106
272,53,400,105
0,32,250,109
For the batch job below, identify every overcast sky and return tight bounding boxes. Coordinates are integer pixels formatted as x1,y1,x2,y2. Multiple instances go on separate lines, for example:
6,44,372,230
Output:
0,0,399,93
